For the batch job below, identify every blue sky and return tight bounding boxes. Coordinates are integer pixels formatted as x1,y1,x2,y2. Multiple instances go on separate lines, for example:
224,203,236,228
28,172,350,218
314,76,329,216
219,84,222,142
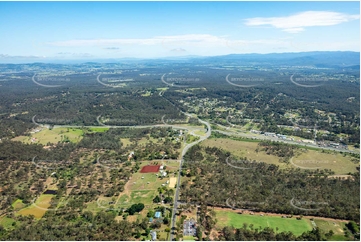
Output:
0,1,359,60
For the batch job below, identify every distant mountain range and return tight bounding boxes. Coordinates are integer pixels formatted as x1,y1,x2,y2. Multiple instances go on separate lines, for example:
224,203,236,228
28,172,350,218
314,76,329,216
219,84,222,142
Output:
201,51,360,67
0,51,359,67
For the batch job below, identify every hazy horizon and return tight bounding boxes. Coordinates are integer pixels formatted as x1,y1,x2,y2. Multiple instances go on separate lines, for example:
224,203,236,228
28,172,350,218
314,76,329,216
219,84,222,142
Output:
0,1,359,62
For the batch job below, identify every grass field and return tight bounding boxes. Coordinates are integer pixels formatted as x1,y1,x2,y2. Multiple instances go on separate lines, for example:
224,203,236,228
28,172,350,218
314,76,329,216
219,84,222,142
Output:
88,127,109,133
193,130,206,136
162,160,181,170
156,87,169,91
11,135,29,143
17,194,55,219
215,211,312,236
129,190,157,205
85,161,177,215
84,201,106,213
202,138,358,174
121,138,133,147
183,235,196,241
12,127,84,145
0,216,16,229
313,219,347,240
128,168,164,191
291,151,358,174
12,127,111,145
141,91,152,97
202,138,283,166
11,199,27,210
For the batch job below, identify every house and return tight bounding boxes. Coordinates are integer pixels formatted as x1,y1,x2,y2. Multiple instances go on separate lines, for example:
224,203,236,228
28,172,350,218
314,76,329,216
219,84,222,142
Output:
276,134,287,140
149,217,153,223
264,132,276,136
128,151,135,161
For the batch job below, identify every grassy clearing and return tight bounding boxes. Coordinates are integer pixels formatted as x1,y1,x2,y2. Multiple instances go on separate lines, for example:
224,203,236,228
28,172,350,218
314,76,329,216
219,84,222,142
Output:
292,151,358,174
129,190,156,205
202,138,358,174
17,194,55,219
11,199,25,210
130,176,158,190
107,162,176,210
215,211,312,236
129,169,160,190
141,91,152,97
12,127,84,145
0,216,15,229
202,138,283,166
138,137,157,145
88,127,109,133
121,138,133,147
156,87,168,91
11,135,29,143
37,128,82,144
84,201,105,213
183,235,196,241
159,231,170,240
313,219,347,240
162,160,180,171
194,130,206,136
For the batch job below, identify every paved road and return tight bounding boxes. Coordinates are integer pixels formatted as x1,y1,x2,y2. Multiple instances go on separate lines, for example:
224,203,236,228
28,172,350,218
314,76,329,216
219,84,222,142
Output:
33,111,212,241
32,115,204,133
170,113,211,241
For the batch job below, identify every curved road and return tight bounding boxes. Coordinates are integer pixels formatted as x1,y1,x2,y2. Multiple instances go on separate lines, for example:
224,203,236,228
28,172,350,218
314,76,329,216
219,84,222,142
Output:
32,115,204,133
33,112,212,241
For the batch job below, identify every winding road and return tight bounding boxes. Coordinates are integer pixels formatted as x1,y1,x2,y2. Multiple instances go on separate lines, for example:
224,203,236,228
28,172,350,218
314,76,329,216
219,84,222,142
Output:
33,110,212,241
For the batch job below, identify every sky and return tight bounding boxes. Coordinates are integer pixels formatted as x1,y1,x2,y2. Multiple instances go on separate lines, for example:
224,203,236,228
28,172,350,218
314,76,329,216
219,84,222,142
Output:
0,1,359,61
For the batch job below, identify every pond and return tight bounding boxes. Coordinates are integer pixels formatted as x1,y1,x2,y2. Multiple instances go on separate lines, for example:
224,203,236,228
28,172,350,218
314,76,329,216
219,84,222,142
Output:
43,189,57,195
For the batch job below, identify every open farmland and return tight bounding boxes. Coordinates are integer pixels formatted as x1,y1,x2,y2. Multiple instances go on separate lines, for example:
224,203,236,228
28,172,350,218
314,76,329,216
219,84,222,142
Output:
201,138,282,166
215,210,313,236
201,138,359,174
17,194,55,219
12,127,84,145
291,150,359,174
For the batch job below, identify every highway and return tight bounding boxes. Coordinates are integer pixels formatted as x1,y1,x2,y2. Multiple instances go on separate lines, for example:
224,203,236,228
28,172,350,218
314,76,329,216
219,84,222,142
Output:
31,111,357,241
32,115,205,133
213,122,358,154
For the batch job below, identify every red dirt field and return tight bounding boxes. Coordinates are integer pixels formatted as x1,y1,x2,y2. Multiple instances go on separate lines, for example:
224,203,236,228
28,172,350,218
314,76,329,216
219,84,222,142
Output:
140,165,160,173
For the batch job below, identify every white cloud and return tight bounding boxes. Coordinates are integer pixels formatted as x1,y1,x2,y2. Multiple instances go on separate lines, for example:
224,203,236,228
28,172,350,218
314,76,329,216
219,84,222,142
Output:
40,32,359,57
245,11,359,33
